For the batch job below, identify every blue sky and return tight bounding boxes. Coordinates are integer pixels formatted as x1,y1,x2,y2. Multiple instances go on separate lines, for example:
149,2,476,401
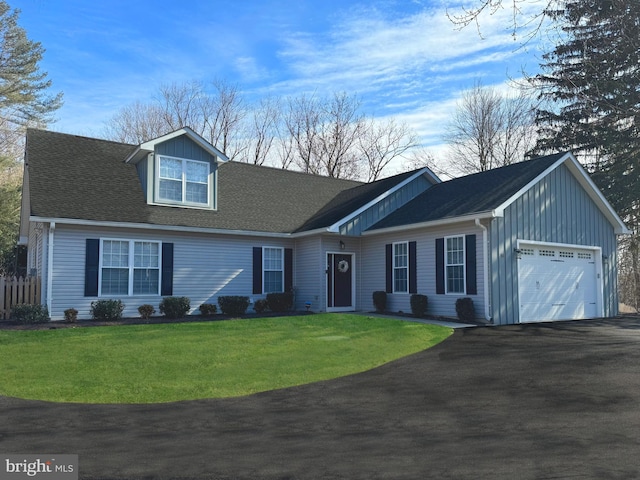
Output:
12,0,547,160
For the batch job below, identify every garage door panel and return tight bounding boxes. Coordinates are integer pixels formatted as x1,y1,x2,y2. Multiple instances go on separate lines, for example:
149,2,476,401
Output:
518,244,598,323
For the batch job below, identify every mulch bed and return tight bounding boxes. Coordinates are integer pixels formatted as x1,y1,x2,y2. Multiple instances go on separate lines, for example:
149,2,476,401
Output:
0,311,312,331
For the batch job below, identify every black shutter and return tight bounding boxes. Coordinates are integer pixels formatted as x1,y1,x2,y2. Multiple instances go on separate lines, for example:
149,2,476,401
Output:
409,241,417,294
465,234,477,295
84,239,100,297
161,243,174,296
284,248,293,292
385,244,393,293
435,238,444,294
253,247,263,294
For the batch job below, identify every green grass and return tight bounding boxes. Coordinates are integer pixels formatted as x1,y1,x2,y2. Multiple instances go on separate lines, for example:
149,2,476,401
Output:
0,314,452,404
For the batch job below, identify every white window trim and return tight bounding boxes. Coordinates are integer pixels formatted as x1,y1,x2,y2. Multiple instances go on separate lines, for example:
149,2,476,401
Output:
262,246,284,294
445,234,466,295
155,154,210,208
393,241,409,294
98,238,162,297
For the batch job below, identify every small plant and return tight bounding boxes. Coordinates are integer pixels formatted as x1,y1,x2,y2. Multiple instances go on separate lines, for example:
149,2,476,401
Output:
455,297,476,323
199,303,217,316
410,294,428,318
64,308,78,323
218,296,250,317
138,304,156,320
11,304,50,324
253,298,269,314
159,297,190,319
90,300,124,321
372,291,387,313
266,292,294,313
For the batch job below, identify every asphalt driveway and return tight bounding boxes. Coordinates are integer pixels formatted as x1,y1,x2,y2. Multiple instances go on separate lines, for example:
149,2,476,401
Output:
1,317,640,479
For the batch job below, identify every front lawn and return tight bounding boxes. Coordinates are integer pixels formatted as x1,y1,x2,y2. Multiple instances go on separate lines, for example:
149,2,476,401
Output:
0,314,452,404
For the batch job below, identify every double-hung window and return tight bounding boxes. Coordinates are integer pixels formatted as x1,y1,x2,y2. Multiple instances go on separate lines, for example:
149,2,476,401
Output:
393,242,409,293
263,247,284,293
445,236,465,294
158,155,209,206
100,239,160,296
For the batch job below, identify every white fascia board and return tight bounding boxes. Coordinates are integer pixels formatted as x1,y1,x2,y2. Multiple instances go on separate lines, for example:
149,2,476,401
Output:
29,216,293,239
361,211,498,236
326,168,438,233
493,152,630,235
124,127,229,164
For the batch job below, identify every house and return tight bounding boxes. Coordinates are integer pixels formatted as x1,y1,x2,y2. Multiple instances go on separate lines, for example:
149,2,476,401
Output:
19,128,629,324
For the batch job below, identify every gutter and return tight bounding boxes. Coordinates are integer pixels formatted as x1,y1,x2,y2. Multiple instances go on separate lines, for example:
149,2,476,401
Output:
46,222,55,315
475,218,492,323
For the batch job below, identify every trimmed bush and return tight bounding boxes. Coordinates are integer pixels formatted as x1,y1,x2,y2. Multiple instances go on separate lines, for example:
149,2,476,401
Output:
138,304,156,320
372,291,387,313
11,304,50,324
90,300,124,321
159,297,190,319
266,292,294,313
218,296,250,317
410,294,428,318
199,303,217,316
253,299,269,314
64,308,78,323
455,297,476,323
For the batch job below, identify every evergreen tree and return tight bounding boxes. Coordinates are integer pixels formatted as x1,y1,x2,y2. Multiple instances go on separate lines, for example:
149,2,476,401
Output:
532,0,640,220
0,1,62,127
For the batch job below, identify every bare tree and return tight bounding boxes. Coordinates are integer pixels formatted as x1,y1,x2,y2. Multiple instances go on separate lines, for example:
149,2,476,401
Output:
444,82,537,175
283,94,321,174
102,101,167,144
358,118,418,181
244,96,279,166
104,79,246,159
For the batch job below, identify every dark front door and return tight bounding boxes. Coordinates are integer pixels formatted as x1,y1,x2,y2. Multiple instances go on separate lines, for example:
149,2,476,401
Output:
327,253,353,310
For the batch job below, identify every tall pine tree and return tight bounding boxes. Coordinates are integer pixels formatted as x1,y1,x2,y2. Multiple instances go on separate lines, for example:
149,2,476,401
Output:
533,0,640,220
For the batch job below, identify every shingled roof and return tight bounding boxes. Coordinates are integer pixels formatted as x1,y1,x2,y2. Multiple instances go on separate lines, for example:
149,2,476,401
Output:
25,129,421,234
367,153,567,231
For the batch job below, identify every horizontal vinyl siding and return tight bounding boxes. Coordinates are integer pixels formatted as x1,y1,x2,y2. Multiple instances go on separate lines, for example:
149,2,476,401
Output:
49,225,293,321
361,222,484,318
490,163,618,325
293,236,323,311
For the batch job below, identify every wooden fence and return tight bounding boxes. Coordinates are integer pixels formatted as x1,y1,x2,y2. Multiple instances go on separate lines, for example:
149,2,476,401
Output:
0,276,41,320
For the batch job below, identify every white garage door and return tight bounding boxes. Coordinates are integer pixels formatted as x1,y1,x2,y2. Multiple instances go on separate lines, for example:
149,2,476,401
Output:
518,243,600,323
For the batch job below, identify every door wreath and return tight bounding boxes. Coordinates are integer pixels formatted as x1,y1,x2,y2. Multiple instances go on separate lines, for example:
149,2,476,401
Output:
337,259,349,273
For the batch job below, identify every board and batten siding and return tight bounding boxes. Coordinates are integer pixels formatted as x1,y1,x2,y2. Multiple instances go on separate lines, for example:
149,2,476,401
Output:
360,222,485,318
489,163,618,325
339,175,432,236
48,224,293,321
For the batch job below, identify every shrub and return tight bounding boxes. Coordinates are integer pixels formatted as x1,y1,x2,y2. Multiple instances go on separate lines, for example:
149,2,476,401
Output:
199,303,217,316
253,299,269,314
90,300,124,321
159,297,190,319
410,294,428,318
266,292,294,313
138,304,156,320
64,308,78,323
455,297,476,323
11,304,50,324
372,291,387,312
218,296,250,317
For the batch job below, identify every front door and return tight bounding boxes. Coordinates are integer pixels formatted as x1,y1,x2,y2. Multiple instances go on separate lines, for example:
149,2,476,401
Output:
327,253,354,311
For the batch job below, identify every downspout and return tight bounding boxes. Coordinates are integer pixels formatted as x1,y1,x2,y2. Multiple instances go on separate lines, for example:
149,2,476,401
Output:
475,218,492,322
46,222,55,316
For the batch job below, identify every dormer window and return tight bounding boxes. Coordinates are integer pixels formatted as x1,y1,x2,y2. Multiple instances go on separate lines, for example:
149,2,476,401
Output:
156,155,210,207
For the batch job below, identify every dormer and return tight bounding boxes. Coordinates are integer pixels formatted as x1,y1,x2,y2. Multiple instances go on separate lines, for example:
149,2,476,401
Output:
124,127,228,210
